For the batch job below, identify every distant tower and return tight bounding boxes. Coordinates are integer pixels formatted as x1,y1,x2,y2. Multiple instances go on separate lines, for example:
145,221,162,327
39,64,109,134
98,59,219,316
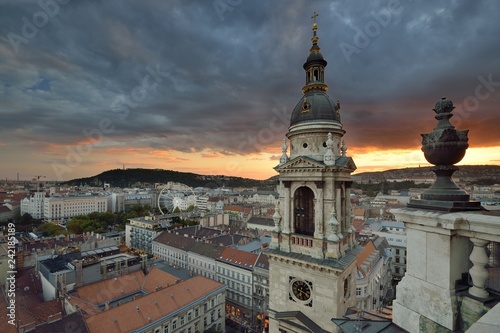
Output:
267,13,358,333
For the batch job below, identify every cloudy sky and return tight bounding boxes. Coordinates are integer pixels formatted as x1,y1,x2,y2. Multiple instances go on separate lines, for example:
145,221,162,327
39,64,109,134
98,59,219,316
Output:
1,0,499,181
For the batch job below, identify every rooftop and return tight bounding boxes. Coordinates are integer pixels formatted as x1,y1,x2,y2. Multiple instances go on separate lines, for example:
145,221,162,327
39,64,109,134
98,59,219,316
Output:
217,247,259,270
84,276,224,333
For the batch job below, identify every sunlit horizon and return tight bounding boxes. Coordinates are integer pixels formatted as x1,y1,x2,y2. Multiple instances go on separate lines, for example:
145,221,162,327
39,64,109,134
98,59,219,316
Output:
5,146,498,183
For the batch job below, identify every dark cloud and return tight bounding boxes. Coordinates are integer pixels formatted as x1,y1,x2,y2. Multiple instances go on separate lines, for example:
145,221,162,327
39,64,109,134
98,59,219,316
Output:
1,0,499,178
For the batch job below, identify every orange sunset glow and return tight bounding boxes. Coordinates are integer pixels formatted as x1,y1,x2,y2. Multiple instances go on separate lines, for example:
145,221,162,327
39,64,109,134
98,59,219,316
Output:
1,2,499,182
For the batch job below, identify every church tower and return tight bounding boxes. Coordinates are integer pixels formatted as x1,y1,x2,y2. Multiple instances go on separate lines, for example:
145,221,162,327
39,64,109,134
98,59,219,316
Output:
267,13,359,333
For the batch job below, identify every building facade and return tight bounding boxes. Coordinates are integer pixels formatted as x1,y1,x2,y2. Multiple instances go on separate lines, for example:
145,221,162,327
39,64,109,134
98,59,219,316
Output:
355,240,393,311
21,191,45,219
43,195,108,223
126,216,163,253
216,248,258,319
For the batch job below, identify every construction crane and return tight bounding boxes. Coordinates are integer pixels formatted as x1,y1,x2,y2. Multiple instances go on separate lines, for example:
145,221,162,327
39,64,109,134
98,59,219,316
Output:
33,175,46,192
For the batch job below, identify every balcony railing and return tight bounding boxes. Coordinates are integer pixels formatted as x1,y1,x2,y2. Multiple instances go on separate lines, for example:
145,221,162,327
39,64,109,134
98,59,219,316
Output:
392,208,500,299
291,235,313,248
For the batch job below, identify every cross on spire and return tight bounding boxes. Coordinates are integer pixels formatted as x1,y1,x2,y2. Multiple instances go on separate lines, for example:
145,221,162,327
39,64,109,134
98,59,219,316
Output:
311,11,318,23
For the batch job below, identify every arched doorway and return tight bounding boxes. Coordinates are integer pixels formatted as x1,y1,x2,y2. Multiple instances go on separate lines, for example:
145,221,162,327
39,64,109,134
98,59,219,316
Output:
293,186,315,236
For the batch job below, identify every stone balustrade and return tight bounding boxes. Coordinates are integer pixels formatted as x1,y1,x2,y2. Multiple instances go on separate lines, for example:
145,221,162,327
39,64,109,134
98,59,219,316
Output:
391,208,500,332
291,235,313,248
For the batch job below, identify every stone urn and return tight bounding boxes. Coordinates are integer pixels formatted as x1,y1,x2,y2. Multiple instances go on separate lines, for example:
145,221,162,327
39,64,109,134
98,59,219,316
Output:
421,97,469,166
408,98,482,211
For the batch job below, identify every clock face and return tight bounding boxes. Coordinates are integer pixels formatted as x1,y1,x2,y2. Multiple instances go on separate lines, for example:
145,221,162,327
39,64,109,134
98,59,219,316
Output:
291,279,311,301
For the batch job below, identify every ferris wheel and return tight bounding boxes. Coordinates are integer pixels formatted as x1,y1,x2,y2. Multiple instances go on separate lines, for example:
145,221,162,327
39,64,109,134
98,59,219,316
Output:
157,182,197,215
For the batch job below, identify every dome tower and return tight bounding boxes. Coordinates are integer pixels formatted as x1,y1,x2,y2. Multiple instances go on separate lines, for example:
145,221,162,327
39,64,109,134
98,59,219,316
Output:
287,12,344,162
268,13,358,333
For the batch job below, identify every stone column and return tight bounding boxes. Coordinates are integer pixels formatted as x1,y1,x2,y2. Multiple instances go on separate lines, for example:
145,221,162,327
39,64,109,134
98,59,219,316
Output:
468,238,490,298
283,182,291,234
314,181,324,239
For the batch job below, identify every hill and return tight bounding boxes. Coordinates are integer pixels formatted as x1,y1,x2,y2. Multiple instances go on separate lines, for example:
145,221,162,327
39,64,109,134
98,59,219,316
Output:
353,165,500,184
65,165,500,189
65,168,276,189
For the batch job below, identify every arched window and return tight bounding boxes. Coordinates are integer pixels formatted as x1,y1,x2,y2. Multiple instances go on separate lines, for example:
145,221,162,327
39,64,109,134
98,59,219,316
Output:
294,187,315,236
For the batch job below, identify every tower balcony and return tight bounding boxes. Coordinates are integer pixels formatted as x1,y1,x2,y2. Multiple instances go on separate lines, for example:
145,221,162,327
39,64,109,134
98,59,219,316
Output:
291,234,314,248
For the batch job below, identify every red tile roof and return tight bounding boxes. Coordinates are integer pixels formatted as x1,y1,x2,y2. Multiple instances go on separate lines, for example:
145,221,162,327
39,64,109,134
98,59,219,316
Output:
71,270,145,305
217,247,258,270
85,276,224,333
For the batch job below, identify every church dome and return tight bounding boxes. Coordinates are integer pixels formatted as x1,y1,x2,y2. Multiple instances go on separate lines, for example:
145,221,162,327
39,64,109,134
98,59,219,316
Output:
305,50,327,67
290,92,340,127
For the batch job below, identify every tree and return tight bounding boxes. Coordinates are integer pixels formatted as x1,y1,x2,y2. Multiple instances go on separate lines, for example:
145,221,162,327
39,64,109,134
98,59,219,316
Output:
67,215,105,234
37,223,66,237
19,213,34,231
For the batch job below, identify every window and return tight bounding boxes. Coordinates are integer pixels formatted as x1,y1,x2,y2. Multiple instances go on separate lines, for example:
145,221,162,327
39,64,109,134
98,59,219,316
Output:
210,311,214,322
181,316,185,325
344,275,350,298
195,308,199,317
172,320,177,330
294,186,315,236
188,311,192,321
204,317,207,326
163,324,169,333
356,287,361,296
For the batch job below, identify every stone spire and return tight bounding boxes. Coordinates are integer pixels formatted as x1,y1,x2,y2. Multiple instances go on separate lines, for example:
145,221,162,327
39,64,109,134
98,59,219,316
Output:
302,12,328,95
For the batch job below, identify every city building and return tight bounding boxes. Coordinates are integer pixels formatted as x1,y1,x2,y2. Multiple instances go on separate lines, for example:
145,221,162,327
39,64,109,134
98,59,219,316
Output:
355,240,393,311
20,191,109,223
110,192,157,212
243,191,279,206
362,220,408,281
21,191,45,219
216,248,258,319
43,195,108,223
63,267,226,333
253,252,270,325
0,243,9,287
0,203,17,222
38,245,144,301
247,216,275,234
152,226,224,269
126,216,165,253
266,15,360,333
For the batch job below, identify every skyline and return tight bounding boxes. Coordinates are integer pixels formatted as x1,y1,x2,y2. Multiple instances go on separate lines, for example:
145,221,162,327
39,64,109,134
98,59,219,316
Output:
1,1,499,181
